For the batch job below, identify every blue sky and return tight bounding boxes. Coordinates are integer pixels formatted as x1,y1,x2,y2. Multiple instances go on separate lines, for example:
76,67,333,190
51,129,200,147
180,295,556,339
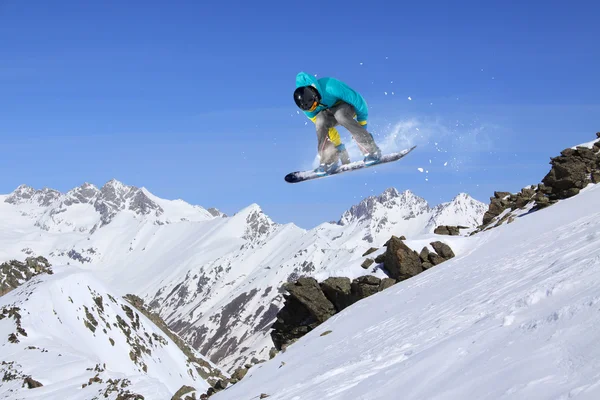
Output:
1,0,599,229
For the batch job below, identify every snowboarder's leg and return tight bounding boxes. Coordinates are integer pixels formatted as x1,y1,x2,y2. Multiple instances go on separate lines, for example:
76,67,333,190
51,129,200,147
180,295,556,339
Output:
332,103,381,162
315,110,340,165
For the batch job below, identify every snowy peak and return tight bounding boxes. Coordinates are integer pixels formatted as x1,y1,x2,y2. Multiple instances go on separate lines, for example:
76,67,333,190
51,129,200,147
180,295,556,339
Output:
428,193,488,230
234,203,276,241
4,184,61,207
94,180,163,225
2,179,216,233
339,189,430,226
333,188,486,244
63,183,100,206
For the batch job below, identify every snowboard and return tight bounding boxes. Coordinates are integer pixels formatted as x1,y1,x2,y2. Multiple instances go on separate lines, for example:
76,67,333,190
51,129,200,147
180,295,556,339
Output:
284,145,417,184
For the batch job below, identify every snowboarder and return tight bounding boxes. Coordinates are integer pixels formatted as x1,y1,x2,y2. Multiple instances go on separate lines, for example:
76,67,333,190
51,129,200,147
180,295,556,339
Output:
293,71,382,175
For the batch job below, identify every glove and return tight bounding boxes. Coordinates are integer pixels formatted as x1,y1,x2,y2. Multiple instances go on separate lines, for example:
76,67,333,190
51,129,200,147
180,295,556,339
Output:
358,121,368,131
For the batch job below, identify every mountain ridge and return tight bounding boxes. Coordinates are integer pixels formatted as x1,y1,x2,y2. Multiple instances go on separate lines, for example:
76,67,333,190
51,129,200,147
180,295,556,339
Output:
0,179,487,373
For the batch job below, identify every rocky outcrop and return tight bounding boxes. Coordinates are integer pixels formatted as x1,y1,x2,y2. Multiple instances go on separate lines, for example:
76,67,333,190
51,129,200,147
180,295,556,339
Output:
207,208,227,218
382,236,423,280
285,277,337,323
200,357,267,398
541,144,600,200
477,132,600,232
271,237,456,351
271,274,401,351
0,257,52,296
378,236,455,281
434,225,466,236
123,295,226,387
320,277,353,311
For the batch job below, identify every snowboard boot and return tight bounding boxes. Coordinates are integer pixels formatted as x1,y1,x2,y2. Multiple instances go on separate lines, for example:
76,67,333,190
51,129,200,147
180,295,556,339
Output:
363,148,382,166
314,160,339,176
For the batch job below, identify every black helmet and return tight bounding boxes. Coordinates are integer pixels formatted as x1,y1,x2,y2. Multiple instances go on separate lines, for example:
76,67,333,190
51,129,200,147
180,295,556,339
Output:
294,86,321,111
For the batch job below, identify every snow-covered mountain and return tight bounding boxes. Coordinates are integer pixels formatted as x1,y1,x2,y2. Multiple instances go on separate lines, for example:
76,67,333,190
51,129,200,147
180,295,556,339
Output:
337,188,486,243
4,179,214,234
0,264,216,400
0,179,486,374
211,176,600,400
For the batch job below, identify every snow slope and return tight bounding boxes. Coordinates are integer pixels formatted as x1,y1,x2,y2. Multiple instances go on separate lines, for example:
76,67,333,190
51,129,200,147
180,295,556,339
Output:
0,181,486,372
0,266,211,399
212,182,600,400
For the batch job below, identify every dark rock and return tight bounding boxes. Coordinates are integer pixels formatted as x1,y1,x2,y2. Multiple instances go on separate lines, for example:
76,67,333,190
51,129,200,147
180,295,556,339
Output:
24,377,43,389
269,347,278,359
422,262,434,270
361,258,374,269
382,236,423,281
320,277,352,312
419,247,430,263
362,247,378,257
514,195,531,209
351,276,381,301
378,278,396,292
172,385,195,400
482,211,497,226
592,171,600,184
374,253,386,264
520,187,535,199
576,146,596,160
430,241,455,260
534,192,549,204
494,191,511,199
384,236,406,246
271,278,337,350
285,277,336,323
213,379,229,391
232,367,248,381
560,148,576,157
596,132,600,138
428,252,446,266
488,198,506,214
542,144,597,199
565,188,581,198
434,225,460,236
538,183,552,194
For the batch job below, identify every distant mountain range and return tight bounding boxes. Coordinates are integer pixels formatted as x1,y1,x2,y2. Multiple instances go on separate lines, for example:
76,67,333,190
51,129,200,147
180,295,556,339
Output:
0,180,486,373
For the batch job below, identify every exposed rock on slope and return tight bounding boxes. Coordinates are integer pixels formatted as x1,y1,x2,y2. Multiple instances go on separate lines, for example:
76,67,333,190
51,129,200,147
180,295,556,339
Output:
271,236,456,351
0,267,211,399
433,225,466,236
123,294,227,387
477,132,600,232
0,256,52,296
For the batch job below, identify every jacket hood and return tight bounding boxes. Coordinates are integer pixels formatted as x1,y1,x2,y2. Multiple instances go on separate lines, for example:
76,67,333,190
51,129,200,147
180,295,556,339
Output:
296,72,322,95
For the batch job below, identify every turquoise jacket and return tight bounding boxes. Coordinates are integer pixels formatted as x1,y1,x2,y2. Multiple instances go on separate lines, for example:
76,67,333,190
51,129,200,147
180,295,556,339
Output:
295,72,369,124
